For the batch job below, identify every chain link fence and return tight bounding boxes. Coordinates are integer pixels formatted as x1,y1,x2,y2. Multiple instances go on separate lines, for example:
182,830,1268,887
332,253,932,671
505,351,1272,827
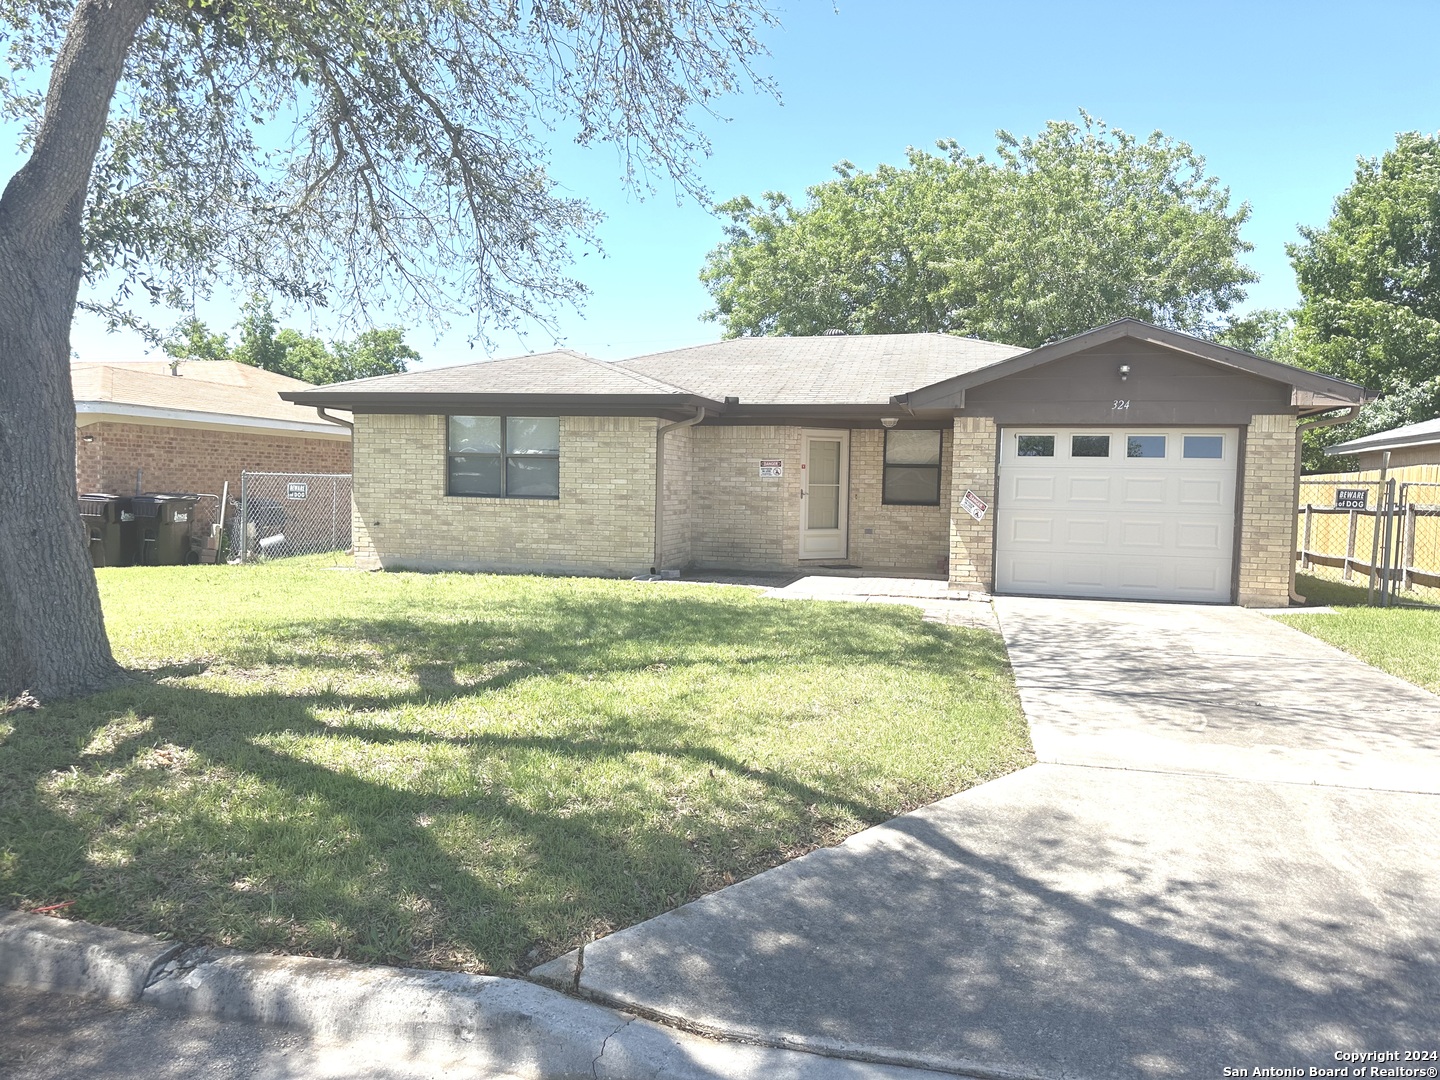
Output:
227,472,352,562
1297,477,1440,601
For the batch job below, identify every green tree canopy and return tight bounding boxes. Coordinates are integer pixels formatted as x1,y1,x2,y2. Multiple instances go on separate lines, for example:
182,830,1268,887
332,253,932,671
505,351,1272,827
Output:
701,114,1257,347
162,299,421,384
1281,132,1440,470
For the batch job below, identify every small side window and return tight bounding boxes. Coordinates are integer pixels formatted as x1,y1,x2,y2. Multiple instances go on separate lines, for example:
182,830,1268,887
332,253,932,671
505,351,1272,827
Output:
1016,435,1055,458
1183,435,1224,459
883,429,942,506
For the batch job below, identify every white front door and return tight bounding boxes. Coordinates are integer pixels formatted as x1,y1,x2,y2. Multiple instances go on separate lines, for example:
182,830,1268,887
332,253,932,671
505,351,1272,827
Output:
995,427,1237,602
800,430,849,560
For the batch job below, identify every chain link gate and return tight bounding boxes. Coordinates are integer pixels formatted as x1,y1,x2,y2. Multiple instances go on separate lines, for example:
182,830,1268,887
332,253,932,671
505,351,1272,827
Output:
1297,477,1440,603
229,472,352,561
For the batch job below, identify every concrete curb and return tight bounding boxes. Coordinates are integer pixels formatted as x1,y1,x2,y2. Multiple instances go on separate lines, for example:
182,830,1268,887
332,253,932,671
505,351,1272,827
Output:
0,910,182,1002
0,911,953,1079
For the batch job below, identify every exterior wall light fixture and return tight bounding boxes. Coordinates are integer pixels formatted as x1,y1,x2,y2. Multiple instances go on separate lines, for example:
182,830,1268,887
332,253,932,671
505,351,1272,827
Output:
880,417,900,428
1118,364,1131,381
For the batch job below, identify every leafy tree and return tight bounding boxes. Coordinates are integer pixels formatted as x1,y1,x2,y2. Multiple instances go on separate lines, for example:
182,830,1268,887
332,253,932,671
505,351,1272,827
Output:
1281,132,1440,471
162,316,232,364
162,306,420,384
232,294,288,375
327,329,422,384
0,0,775,700
701,113,1257,347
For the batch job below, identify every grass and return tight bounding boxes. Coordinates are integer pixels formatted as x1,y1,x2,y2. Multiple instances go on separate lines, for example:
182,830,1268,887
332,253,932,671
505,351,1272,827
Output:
0,558,1031,973
1274,572,1440,693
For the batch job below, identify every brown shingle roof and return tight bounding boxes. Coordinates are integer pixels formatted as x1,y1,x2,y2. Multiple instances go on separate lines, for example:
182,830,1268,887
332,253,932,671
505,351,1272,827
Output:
301,349,697,397
72,361,343,426
616,334,1024,405
286,335,1023,406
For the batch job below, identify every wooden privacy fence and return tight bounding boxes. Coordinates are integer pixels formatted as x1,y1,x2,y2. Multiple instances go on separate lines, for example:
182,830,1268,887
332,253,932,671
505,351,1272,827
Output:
1297,477,1440,593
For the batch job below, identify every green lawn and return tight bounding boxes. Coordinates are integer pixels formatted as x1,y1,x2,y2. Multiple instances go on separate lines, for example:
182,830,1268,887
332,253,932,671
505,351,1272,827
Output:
1275,573,1440,693
0,560,1030,973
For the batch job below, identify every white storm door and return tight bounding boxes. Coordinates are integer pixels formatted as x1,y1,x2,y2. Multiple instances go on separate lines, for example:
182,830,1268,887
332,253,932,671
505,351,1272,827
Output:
800,430,849,560
995,428,1237,602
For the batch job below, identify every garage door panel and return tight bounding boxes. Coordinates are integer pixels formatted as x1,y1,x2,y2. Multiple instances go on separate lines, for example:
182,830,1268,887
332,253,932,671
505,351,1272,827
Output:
996,427,1236,603
1120,476,1168,504
1118,519,1166,548
1064,518,1109,546
1176,519,1226,553
1012,475,1055,501
1058,559,1109,589
1066,476,1111,503
1178,477,1226,507
1009,516,1053,544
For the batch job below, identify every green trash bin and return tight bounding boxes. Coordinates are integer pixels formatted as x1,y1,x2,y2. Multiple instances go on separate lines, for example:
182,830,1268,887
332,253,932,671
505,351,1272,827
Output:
78,494,134,567
133,494,201,565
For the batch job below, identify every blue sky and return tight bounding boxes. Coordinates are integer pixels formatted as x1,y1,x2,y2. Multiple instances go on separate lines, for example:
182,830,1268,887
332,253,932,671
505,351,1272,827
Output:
13,0,1440,367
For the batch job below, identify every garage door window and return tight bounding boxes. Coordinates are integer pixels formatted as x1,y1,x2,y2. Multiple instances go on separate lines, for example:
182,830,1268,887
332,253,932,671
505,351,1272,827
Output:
1184,435,1224,459
1126,435,1167,459
1016,435,1055,457
1071,434,1111,458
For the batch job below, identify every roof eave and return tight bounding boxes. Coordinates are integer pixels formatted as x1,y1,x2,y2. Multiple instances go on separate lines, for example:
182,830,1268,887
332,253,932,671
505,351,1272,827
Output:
280,390,727,416
1326,432,1440,456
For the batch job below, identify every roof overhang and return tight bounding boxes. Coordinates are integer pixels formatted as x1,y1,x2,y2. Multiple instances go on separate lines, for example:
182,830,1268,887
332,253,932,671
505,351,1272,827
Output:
280,390,728,421
894,319,1371,412
1326,428,1440,456
76,401,352,438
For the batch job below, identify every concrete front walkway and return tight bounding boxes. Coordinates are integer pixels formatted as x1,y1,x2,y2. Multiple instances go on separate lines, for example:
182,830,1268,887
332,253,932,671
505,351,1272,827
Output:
536,599,1440,1079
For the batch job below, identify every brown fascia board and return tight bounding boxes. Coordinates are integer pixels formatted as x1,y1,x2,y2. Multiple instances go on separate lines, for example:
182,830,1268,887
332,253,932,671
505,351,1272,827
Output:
278,390,726,419
718,403,951,421
896,319,1371,408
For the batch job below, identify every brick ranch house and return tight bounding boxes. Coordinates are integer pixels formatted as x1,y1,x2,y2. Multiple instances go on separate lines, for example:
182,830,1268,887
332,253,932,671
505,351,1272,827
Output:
74,360,352,529
283,320,1368,607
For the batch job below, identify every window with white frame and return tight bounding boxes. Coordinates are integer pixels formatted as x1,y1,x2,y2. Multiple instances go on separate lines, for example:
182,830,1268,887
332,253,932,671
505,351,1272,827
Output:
448,416,560,498
882,429,943,505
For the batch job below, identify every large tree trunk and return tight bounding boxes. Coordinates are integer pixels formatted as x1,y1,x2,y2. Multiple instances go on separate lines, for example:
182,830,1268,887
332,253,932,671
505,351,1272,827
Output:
0,0,155,701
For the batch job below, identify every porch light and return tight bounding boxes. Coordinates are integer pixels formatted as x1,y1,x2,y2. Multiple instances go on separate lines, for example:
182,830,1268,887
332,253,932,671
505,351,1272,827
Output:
880,417,900,428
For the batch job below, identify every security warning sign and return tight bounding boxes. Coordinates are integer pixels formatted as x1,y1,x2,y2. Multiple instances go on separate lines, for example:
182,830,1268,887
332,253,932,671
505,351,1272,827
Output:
960,489,988,521
759,459,783,478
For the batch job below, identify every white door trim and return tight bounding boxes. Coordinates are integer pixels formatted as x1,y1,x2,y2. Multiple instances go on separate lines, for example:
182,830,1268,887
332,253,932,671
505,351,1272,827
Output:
799,429,850,561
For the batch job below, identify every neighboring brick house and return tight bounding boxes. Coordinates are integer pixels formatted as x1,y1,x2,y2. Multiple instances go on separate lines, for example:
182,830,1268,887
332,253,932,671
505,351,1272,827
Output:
284,320,1368,607
74,360,351,530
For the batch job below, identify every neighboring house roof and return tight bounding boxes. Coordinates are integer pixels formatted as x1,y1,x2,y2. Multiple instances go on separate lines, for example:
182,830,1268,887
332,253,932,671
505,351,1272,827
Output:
73,360,351,437
281,320,1368,416
1326,415,1440,456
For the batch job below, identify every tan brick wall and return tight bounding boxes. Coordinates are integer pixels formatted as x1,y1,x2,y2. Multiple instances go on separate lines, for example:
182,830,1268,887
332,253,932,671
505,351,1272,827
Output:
948,416,998,591
75,420,350,529
1238,413,1298,607
351,413,657,575
847,427,951,574
659,424,693,570
690,426,800,570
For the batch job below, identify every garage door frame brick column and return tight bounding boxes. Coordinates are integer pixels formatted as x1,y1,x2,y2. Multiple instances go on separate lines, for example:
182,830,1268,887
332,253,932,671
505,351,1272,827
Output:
1237,413,1298,608
949,416,997,591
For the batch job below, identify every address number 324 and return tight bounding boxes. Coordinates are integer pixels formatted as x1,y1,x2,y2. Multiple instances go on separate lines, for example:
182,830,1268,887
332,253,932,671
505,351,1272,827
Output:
1112,400,1130,411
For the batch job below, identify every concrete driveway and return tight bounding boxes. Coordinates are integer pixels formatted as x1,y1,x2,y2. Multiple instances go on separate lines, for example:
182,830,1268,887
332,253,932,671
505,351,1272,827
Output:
535,598,1440,1079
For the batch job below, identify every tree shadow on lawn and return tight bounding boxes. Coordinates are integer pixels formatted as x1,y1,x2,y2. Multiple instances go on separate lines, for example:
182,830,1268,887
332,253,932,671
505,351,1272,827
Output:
1,590,1021,975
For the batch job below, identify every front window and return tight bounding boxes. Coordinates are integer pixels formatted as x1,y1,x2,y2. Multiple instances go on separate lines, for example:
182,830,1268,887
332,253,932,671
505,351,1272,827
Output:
448,416,559,498
883,429,942,505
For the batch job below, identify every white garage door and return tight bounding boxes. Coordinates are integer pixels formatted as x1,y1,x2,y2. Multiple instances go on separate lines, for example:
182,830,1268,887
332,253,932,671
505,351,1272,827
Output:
995,428,1237,602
